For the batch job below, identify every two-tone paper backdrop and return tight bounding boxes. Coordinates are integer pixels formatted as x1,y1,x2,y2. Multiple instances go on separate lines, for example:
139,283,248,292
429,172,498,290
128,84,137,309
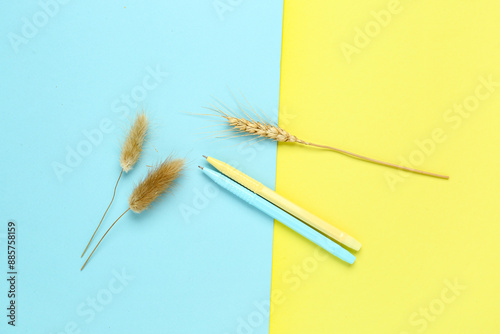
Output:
2,0,499,333
0,1,283,333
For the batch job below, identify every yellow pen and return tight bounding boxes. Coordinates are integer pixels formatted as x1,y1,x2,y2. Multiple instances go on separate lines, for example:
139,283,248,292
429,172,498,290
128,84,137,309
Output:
204,156,361,251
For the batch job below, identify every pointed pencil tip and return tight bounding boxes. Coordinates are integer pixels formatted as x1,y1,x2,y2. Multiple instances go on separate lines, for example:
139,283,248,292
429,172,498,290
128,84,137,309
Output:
202,155,207,159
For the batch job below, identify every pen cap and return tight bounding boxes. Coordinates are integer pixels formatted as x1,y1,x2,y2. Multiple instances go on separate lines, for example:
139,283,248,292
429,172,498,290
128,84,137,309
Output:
207,157,265,193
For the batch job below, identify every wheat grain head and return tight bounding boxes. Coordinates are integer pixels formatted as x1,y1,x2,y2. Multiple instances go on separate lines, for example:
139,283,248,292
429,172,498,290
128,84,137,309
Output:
206,104,305,144
129,157,185,213
225,116,306,144
120,112,148,172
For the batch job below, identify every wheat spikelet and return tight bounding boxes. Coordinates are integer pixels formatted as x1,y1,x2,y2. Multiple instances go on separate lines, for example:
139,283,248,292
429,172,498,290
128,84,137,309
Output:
129,157,185,213
120,112,148,172
203,102,449,179
226,116,306,144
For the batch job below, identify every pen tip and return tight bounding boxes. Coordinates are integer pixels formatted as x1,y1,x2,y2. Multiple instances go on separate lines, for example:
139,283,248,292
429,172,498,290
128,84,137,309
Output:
202,155,207,159
198,166,204,170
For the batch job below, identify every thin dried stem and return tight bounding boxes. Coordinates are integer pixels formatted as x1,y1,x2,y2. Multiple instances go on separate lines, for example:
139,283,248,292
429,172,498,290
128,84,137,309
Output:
81,169,124,258
306,142,449,179
81,208,130,271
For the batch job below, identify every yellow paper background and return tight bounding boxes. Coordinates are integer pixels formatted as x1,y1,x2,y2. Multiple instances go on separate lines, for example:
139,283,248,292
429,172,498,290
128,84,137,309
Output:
271,0,500,333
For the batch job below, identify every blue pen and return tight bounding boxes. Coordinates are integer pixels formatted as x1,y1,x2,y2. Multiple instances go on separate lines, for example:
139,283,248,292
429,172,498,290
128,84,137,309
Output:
199,166,355,264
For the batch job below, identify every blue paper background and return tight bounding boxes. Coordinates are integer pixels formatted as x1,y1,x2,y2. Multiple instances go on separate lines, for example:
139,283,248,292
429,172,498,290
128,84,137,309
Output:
0,1,283,333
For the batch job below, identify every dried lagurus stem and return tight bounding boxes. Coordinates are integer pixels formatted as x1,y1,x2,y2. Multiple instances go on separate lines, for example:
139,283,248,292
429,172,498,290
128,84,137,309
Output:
81,157,185,270
81,112,149,258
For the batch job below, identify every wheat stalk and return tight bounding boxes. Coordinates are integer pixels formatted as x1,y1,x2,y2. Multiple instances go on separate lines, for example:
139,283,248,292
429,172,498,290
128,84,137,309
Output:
204,104,449,179
81,157,185,270
81,112,149,258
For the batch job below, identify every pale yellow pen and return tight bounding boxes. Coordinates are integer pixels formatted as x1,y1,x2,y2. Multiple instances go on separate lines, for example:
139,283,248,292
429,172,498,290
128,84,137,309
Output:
204,156,361,251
